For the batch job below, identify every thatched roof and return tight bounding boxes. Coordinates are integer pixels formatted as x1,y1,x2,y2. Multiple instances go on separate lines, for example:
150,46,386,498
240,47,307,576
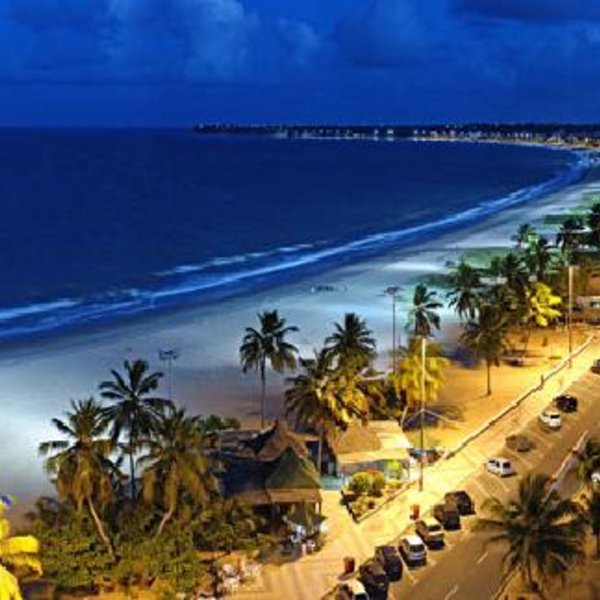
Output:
222,447,322,507
327,420,381,456
243,419,309,462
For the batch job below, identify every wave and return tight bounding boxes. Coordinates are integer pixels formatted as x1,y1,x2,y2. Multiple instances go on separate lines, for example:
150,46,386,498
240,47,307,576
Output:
0,149,588,342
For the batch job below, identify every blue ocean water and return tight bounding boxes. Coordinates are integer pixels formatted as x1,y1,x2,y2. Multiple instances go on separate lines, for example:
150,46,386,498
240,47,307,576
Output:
0,130,586,340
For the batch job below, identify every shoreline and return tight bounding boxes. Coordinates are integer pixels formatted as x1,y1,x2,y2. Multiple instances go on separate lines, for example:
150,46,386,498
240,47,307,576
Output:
3,162,600,503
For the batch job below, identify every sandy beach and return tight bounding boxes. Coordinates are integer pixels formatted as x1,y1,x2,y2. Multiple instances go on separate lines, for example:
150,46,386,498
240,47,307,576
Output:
3,167,600,503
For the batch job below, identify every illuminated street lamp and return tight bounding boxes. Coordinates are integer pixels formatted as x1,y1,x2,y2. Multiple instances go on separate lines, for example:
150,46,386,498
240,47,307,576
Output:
568,265,574,368
159,346,179,401
383,286,403,375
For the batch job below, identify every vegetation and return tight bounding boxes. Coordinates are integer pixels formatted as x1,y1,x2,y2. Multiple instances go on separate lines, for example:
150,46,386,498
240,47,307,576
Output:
408,283,442,337
583,491,600,558
240,310,299,428
447,261,481,321
461,302,510,395
100,359,171,501
324,312,377,372
576,437,600,487
477,473,585,592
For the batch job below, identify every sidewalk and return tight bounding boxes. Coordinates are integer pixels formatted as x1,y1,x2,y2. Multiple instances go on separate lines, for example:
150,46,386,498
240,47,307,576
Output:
234,335,599,600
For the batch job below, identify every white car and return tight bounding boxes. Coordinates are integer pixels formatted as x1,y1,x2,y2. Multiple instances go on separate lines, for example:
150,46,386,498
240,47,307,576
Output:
399,534,427,566
336,579,369,600
486,457,515,477
539,410,562,430
592,471,600,490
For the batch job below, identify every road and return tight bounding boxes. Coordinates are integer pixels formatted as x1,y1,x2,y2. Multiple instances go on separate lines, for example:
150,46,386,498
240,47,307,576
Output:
388,370,600,600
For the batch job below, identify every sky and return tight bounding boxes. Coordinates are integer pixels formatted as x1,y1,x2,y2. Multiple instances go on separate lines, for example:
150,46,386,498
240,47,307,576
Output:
1,0,600,126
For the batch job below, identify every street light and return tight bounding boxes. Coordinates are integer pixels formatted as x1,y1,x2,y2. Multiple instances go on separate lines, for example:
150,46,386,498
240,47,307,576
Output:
383,286,403,375
159,346,180,401
568,265,574,368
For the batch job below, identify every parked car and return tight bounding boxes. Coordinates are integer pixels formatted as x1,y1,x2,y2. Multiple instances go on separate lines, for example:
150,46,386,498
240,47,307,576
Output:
415,518,445,549
539,409,562,431
358,559,389,596
335,579,370,600
592,471,600,490
398,535,427,567
444,490,475,515
433,502,461,530
506,433,534,453
374,545,403,581
591,359,600,375
485,457,515,477
553,394,578,413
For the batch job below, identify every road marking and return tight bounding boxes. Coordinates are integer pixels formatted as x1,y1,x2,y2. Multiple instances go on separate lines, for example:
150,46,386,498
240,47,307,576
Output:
527,429,551,448
476,551,488,564
471,477,489,499
403,567,416,583
444,584,459,600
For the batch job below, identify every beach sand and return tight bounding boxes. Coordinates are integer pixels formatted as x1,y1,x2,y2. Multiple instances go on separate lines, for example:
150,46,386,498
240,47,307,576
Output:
2,171,600,503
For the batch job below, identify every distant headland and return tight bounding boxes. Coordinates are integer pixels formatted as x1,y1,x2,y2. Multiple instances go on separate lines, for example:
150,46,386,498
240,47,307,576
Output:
193,122,600,148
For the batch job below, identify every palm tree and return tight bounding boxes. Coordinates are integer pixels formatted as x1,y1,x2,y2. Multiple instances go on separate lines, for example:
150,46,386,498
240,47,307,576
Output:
523,236,553,283
324,312,377,372
576,437,600,487
477,473,585,592
586,202,600,249
387,336,449,426
447,261,481,321
556,216,584,258
461,302,510,396
139,408,215,536
0,497,41,600
240,310,299,428
512,223,537,251
583,491,600,557
39,398,118,554
522,282,562,352
408,283,442,338
100,359,171,501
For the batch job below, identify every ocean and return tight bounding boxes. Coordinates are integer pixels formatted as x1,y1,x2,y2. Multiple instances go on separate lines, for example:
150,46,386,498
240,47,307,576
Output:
0,130,586,341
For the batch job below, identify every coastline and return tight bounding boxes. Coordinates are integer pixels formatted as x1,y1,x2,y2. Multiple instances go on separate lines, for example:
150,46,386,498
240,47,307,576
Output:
3,160,600,504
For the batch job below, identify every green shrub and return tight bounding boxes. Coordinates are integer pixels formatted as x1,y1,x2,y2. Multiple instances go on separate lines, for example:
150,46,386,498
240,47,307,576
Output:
370,472,386,497
348,472,372,496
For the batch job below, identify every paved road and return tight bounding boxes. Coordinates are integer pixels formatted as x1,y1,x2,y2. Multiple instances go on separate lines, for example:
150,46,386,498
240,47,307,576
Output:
388,370,600,600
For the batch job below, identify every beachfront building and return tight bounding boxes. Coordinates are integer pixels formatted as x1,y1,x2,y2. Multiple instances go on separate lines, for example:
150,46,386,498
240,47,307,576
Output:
213,420,323,523
325,420,412,482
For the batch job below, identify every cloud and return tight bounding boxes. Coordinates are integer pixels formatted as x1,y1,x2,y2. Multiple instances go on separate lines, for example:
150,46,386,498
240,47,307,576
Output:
276,19,320,67
454,0,600,23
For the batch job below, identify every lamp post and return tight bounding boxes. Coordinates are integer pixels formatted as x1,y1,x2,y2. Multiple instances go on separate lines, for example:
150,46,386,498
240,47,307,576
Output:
384,286,403,375
159,347,179,401
568,265,574,368
419,335,426,492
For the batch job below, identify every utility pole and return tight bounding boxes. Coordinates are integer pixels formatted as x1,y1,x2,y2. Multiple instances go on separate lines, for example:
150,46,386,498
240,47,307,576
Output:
568,265,574,368
419,335,426,492
384,286,403,375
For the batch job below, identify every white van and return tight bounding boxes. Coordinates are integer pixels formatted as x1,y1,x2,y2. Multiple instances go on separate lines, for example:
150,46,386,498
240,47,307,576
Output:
486,457,515,477
539,409,562,431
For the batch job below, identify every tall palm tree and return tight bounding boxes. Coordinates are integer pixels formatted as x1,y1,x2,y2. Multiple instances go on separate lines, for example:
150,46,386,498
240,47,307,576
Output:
477,473,585,592
586,202,600,249
0,497,41,600
583,491,600,558
139,408,215,536
556,216,584,258
576,437,600,487
324,312,377,372
285,349,361,471
240,310,299,428
387,336,449,426
512,223,537,251
447,261,481,321
100,359,171,501
408,283,442,338
39,398,118,554
461,302,510,396
523,236,554,283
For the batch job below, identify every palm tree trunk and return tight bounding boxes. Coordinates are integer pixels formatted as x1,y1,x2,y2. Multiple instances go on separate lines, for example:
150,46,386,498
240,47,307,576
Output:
128,433,136,501
524,560,537,593
486,360,492,396
317,425,324,474
260,362,266,429
596,531,600,558
86,497,113,557
155,502,176,537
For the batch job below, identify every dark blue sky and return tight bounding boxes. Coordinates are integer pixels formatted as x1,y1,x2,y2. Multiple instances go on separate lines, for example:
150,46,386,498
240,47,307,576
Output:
2,0,600,126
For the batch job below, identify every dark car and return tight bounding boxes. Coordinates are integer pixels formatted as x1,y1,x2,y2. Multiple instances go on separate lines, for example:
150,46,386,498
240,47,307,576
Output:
433,503,461,530
359,559,389,596
592,359,600,375
444,490,475,515
375,545,403,581
506,433,534,453
415,518,445,549
554,394,578,413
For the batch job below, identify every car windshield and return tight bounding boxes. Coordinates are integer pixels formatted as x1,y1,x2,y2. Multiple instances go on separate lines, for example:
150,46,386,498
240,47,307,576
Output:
428,524,442,532
411,543,425,552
